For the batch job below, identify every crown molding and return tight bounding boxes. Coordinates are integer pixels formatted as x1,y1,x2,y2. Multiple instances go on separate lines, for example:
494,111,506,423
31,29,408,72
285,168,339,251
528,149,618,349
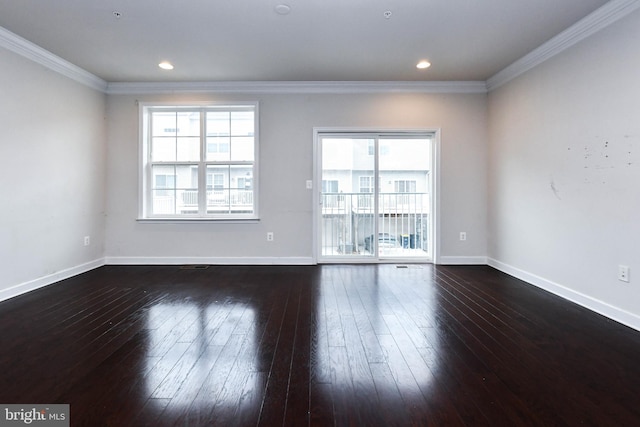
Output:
0,26,485,95
3,0,638,96
487,0,640,91
0,26,108,92
106,80,487,95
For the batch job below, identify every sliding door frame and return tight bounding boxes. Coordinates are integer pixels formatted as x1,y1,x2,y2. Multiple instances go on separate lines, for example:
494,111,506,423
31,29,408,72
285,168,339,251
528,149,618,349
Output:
312,128,441,264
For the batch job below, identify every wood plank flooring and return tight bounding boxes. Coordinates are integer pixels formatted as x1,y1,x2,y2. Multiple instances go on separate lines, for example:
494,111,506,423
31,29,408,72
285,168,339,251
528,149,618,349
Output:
1,264,639,426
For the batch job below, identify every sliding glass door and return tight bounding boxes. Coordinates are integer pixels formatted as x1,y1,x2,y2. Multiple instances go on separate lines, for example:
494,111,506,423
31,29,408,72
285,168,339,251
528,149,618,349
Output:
317,133,433,262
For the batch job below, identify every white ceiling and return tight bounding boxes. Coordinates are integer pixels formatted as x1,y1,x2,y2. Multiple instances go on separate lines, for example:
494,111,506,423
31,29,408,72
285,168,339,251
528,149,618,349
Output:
0,0,610,83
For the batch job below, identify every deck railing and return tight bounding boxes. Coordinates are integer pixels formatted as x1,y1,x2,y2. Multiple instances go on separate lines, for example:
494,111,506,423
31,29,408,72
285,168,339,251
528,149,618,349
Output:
152,189,254,214
321,192,429,214
320,192,430,256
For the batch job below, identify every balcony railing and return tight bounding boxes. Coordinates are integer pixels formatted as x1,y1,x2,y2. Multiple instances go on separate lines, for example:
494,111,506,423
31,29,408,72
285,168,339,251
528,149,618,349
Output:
152,189,254,214
322,192,429,214
320,192,430,257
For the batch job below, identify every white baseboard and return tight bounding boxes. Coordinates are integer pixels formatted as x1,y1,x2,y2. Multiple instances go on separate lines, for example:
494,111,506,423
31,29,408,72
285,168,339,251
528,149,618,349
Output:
488,258,640,332
104,256,316,266
438,256,488,265
0,258,106,303
6,255,637,333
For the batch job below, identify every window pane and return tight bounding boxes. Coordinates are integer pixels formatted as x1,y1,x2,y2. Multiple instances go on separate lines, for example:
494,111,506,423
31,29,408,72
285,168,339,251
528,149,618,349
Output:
206,112,230,136
230,136,254,161
151,165,175,214
176,111,200,137
152,112,178,136
152,137,176,161
231,164,253,189
230,164,254,213
152,165,176,190
151,165,198,215
205,165,254,214
176,137,200,161
152,112,200,161
176,165,198,215
206,165,229,213
320,138,375,256
230,111,255,136
152,189,176,214
206,137,231,161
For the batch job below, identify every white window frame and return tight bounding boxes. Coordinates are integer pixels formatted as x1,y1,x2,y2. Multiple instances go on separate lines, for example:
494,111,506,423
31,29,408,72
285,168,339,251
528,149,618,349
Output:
138,102,259,221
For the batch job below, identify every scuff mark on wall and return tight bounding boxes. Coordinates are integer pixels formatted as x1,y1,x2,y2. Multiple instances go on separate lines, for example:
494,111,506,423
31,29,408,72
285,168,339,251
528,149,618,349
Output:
549,178,561,200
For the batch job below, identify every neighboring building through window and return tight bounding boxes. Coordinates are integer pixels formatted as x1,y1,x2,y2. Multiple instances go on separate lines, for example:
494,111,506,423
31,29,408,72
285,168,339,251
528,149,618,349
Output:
140,103,258,219
367,141,374,156
394,180,417,193
322,180,339,193
359,176,374,193
154,174,175,196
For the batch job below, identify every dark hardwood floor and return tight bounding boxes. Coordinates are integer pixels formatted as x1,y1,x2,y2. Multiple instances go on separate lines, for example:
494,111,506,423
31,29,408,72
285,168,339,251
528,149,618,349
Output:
1,264,639,426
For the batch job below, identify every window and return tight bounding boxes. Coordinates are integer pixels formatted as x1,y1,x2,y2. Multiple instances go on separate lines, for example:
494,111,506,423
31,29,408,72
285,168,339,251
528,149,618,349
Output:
368,141,388,155
367,142,374,156
212,173,224,191
207,140,230,154
154,174,175,197
394,180,416,193
322,180,339,193
359,176,374,193
237,176,252,189
140,103,258,219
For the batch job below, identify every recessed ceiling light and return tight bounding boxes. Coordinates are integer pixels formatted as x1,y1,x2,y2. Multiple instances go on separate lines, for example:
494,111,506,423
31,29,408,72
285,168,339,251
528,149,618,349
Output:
416,60,431,70
275,4,291,15
158,61,174,70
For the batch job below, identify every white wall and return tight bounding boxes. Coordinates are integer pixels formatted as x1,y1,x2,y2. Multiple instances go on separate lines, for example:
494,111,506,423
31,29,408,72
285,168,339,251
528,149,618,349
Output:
105,92,487,264
488,9,640,328
0,47,107,299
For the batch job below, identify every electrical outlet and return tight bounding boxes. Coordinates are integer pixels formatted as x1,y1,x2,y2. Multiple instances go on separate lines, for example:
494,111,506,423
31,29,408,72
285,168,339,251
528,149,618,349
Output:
267,232,274,241
460,232,467,241
306,180,313,189
618,265,630,282
84,236,90,246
